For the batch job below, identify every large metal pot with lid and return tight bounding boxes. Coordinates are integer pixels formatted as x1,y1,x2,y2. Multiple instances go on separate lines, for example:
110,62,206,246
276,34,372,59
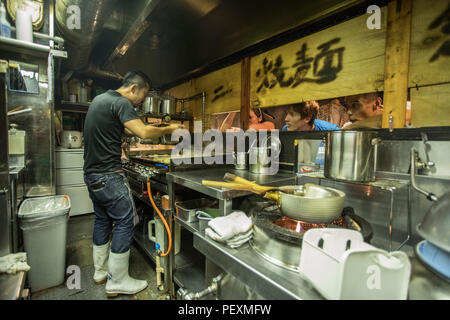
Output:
160,95,176,115
142,92,160,114
324,130,381,182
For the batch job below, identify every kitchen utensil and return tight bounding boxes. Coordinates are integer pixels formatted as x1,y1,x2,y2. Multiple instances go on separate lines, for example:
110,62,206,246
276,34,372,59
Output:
175,198,214,222
60,130,82,149
233,151,248,170
415,240,450,282
300,228,411,300
324,130,381,182
143,94,160,114
264,184,345,223
416,191,450,252
196,210,213,230
248,134,281,174
203,173,345,223
160,95,176,115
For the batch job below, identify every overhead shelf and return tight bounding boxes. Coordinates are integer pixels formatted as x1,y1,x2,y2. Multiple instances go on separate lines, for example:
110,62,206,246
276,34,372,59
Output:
56,101,91,113
0,36,67,59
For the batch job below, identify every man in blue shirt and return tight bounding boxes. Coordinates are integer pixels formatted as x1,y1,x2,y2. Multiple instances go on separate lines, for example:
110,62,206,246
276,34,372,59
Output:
282,101,340,131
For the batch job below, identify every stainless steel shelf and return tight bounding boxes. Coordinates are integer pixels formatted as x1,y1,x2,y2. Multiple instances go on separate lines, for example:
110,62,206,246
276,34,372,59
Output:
193,231,323,300
0,36,49,57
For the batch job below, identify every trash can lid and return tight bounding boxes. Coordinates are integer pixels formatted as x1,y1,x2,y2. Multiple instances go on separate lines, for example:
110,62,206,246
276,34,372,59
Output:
18,195,71,220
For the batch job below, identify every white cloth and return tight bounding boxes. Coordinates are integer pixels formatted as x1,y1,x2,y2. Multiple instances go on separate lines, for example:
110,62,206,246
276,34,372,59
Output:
226,229,253,248
205,211,253,248
206,211,252,241
0,252,31,274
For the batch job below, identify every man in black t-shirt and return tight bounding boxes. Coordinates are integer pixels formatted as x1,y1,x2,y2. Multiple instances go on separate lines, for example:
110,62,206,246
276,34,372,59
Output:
83,71,181,297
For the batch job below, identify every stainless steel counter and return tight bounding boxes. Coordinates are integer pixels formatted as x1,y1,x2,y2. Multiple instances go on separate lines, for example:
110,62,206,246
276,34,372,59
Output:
175,216,323,300
0,271,26,300
167,168,296,200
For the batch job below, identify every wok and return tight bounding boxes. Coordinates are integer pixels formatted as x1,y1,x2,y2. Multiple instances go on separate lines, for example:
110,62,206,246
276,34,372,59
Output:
202,173,345,223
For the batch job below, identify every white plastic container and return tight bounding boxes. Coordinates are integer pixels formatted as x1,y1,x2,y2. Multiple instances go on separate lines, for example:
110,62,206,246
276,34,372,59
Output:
18,195,71,293
8,123,26,154
15,6,33,42
299,228,411,300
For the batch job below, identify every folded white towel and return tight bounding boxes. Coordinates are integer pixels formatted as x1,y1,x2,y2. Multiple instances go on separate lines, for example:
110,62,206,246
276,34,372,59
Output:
0,252,31,274
206,211,252,241
226,229,253,248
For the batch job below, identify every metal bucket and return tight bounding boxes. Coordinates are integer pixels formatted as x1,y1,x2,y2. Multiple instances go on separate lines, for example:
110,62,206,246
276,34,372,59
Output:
324,131,381,182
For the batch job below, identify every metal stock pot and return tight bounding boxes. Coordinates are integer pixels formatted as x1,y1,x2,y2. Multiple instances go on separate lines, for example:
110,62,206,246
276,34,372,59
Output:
324,130,381,182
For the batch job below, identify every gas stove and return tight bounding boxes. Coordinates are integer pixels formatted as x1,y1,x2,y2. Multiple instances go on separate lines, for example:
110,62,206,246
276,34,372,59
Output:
240,197,373,272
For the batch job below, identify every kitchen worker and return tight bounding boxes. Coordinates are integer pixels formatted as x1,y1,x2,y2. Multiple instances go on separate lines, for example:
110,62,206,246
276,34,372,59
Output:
282,101,340,131
83,71,182,297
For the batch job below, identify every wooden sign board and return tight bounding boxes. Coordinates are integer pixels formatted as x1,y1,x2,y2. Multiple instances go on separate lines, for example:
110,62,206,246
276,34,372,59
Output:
250,7,387,108
409,0,450,87
411,83,450,127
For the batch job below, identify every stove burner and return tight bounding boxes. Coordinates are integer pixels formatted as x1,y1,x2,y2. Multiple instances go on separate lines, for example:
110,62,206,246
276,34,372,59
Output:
252,206,373,246
272,215,347,234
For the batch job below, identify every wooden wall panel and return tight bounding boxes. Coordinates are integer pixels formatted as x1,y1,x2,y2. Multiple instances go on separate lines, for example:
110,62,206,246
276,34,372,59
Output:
409,0,450,87
193,62,241,128
382,0,412,129
165,80,196,115
250,8,387,108
411,83,450,127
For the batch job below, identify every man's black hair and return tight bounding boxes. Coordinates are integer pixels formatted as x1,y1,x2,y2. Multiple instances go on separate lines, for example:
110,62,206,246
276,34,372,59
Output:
121,71,151,89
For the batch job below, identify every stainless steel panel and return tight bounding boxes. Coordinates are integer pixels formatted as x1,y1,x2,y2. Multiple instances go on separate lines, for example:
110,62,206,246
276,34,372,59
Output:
0,72,12,256
55,148,84,169
377,140,450,177
56,168,85,186
6,55,55,197
0,188,12,256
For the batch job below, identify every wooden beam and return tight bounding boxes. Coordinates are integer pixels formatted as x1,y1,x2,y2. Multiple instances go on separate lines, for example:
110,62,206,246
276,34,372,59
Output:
241,57,251,130
382,0,413,128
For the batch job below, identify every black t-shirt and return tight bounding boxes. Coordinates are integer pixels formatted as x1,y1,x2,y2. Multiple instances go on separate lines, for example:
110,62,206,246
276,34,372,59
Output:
83,90,139,174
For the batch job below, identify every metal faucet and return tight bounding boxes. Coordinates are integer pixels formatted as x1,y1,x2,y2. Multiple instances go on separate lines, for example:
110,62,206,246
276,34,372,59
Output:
410,147,438,202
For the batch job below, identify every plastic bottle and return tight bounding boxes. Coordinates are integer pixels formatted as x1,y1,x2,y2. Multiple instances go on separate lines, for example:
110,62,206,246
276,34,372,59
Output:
314,140,325,168
0,2,12,38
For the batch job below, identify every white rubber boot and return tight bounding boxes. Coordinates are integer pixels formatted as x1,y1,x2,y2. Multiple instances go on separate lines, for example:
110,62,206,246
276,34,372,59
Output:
93,241,111,285
105,250,148,297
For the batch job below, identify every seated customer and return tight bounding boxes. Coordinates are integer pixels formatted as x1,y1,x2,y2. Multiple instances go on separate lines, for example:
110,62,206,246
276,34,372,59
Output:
343,92,383,130
282,101,340,131
249,108,275,131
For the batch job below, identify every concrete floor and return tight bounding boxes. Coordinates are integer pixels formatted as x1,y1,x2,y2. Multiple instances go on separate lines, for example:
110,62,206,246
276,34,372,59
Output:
31,213,167,300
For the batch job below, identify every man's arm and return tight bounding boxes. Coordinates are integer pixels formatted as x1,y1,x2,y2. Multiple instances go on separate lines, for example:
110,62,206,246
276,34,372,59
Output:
123,127,134,137
123,118,182,139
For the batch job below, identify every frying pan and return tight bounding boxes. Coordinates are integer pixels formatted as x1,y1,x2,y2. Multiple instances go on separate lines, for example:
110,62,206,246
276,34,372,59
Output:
202,173,345,224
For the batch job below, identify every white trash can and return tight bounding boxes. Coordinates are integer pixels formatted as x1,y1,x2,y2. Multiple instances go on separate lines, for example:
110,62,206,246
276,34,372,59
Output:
18,195,71,293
